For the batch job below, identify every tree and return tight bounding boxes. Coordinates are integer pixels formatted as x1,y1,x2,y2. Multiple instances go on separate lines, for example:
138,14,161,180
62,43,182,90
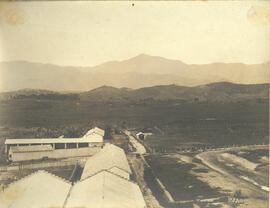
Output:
104,126,113,140
121,121,127,129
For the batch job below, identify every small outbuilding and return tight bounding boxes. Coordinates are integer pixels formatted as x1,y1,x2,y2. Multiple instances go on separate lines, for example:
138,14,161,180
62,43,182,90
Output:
136,132,145,140
136,132,153,140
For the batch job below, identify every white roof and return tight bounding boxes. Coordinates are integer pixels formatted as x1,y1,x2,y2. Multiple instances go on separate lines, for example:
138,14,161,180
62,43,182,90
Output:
83,127,105,138
9,145,53,153
81,144,131,180
5,127,104,145
65,171,146,208
0,170,71,208
136,132,143,136
5,134,102,145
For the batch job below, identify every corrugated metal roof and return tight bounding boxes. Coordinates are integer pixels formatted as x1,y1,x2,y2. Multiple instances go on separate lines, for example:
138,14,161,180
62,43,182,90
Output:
0,170,71,208
65,171,146,208
9,145,53,153
81,144,131,180
0,143,146,208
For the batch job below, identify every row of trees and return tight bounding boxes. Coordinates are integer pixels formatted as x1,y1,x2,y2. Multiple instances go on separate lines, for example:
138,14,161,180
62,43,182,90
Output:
3,125,121,140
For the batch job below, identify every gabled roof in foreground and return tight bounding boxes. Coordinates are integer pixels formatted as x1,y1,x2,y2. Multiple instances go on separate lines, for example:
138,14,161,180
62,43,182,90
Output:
81,144,131,180
0,170,71,208
65,171,146,208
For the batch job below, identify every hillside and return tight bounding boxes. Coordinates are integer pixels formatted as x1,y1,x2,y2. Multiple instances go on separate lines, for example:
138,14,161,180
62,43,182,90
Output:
0,54,269,91
80,82,269,103
0,88,78,101
1,82,268,103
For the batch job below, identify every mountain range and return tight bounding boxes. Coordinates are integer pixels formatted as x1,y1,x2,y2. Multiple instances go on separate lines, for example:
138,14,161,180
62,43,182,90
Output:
0,54,269,92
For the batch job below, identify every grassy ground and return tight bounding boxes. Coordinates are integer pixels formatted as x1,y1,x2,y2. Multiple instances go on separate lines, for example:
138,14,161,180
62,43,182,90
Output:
0,99,268,143
0,99,268,159
227,148,269,163
145,154,221,202
43,165,75,181
143,145,269,208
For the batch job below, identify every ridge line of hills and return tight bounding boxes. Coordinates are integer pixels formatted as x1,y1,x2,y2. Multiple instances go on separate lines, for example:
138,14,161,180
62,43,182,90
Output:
0,82,269,103
1,54,269,92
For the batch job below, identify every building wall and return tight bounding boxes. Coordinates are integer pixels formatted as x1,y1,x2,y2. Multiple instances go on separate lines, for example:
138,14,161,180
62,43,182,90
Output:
10,147,101,162
88,142,103,147
84,134,103,143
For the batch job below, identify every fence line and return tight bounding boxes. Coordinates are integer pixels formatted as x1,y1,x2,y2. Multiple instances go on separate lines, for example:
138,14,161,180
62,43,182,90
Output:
148,143,267,154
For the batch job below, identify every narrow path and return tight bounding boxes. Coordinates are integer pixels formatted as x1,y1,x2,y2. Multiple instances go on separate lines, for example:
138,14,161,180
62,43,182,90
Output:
124,130,175,204
127,154,163,208
124,130,146,154
69,163,83,183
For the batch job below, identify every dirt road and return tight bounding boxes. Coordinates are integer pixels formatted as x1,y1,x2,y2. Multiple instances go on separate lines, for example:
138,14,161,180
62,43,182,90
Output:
124,130,146,154
127,154,163,208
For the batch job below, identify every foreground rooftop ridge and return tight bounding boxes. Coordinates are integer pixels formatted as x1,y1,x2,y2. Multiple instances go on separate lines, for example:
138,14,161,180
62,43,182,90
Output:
1,144,146,208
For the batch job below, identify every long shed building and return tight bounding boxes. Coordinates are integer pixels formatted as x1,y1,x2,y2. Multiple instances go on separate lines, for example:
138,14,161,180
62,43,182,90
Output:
81,143,132,180
5,127,105,161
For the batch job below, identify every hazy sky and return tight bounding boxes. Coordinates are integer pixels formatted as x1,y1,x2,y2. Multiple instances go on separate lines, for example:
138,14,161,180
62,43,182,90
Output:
0,1,269,66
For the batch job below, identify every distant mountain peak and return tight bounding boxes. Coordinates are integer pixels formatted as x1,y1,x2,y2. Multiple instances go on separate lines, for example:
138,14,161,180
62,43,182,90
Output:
134,53,149,57
127,53,184,62
1,56,269,92
130,53,152,59
126,53,155,61
91,85,118,91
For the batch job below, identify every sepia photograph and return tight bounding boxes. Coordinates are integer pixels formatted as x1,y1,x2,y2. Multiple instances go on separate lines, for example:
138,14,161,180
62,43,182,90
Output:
0,1,269,208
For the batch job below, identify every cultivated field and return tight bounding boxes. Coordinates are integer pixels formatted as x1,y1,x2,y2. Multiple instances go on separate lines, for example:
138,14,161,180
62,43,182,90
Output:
0,98,268,145
144,145,269,208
